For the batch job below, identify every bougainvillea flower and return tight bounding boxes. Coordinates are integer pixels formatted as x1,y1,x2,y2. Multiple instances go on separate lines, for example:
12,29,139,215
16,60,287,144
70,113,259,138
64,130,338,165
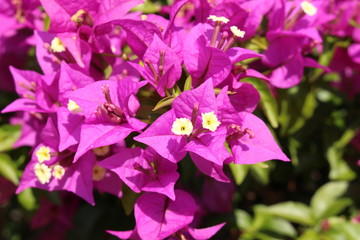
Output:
176,222,226,240
16,118,96,204
135,80,231,182
227,82,260,113
105,19,162,58
65,78,147,161
34,30,92,74
129,34,182,96
99,147,179,200
39,0,143,33
1,67,57,114
217,89,290,164
329,46,360,99
209,1,270,40
108,190,197,240
10,112,46,148
183,23,231,87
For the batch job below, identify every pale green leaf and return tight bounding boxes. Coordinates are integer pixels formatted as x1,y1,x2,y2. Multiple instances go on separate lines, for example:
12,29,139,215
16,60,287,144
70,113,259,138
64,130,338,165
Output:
0,153,19,185
327,148,356,181
229,163,249,185
184,75,192,91
257,202,314,226
152,96,175,111
17,188,37,210
235,209,252,230
310,181,349,220
0,124,21,152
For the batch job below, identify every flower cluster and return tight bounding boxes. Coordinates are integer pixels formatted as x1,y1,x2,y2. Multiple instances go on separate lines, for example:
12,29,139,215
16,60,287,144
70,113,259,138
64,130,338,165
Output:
2,0,358,239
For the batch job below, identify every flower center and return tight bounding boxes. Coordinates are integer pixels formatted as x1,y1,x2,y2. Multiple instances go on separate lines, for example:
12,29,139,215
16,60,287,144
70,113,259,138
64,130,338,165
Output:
52,165,65,180
92,164,106,181
70,9,94,26
50,37,66,53
36,146,51,163
301,1,317,16
171,118,193,136
67,99,82,114
201,111,221,132
34,163,52,184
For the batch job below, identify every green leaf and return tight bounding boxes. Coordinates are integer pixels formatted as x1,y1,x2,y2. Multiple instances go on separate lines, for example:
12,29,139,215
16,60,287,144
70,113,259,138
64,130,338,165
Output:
297,229,320,240
103,64,113,80
152,96,175,111
323,198,353,218
253,206,297,237
337,222,360,240
288,137,300,166
261,216,297,238
235,209,252,230
131,0,161,13
327,147,356,181
0,124,21,152
121,185,140,215
250,163,270,185
229,163,249,185
333,127,358,149
287,91,316,135
310,181,349,220
184,75,192,91
257,202,314,226
243,78,278,128
17,188,37,210
0,153,19,185
43,14,50,31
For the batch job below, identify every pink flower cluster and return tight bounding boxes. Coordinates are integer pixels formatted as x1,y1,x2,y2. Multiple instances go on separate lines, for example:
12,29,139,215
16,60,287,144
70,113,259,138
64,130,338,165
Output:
2,0,358,239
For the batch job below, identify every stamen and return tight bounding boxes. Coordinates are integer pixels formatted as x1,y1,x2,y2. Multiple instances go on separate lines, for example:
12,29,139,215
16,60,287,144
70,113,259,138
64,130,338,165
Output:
217,31,228,49
207,15,230,24
230,26,245,38
23,93,35,100
102,84,113,104
30,112,44,121
191,103,199,127
133,162,156,178
144,58,159,82
226,124,255,141
208,15,230,47
19,82,36,92
159,50,166,77
222,26,245,52
104,103,124,118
